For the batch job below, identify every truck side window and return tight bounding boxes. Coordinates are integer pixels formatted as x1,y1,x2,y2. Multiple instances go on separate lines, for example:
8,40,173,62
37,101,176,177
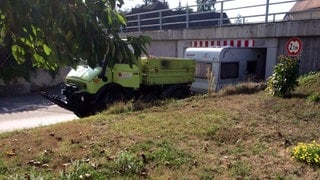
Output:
195,62,212,79
220,62,239,79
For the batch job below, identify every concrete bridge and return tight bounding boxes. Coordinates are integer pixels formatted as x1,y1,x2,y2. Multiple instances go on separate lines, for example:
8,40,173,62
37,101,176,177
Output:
122,19,320,79
121,0,320,79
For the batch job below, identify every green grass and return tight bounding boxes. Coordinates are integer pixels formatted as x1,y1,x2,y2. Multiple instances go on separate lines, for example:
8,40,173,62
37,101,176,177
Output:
0,72,320,179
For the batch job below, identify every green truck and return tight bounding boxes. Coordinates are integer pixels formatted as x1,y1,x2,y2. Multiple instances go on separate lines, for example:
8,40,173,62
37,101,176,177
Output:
41,57,195,117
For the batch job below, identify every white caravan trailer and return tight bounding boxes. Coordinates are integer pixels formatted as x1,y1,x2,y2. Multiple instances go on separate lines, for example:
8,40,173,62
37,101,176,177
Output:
185,47,266,93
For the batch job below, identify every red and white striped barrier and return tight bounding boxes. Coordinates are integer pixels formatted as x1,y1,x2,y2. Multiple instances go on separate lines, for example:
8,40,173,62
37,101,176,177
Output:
192,39,255,48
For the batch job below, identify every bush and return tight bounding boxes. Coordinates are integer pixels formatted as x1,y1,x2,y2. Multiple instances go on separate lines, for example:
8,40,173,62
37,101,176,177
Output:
292,141,320,166
266,55,300,97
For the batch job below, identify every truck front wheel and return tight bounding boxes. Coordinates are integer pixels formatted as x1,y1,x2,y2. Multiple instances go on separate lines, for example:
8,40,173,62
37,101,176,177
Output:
97,90,125,112
68,93,95,117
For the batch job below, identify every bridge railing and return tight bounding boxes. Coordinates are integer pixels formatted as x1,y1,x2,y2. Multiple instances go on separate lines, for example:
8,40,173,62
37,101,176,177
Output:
124,0,319,32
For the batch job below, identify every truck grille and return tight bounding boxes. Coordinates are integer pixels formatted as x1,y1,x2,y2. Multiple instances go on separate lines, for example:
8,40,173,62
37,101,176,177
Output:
66,80,87,90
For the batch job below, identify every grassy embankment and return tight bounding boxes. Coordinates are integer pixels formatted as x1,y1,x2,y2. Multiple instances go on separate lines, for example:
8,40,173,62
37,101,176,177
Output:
0,72,320,179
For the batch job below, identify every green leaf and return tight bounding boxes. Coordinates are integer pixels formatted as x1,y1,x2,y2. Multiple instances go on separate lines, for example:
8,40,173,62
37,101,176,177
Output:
117,13,126,25
33,53,45,64
43,44,52,56
11,45,26,64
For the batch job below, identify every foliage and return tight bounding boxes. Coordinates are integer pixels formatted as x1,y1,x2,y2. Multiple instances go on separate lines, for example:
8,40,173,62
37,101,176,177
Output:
61,160,101,179
142,0,169,8
0,55,35,83
292,141,320,166
266,55,300,97
230,161,251,177
0,0,151,70
307,92,320,103
298,71,320,95
197,0,216,12
112,151,144,175
0,158,9,175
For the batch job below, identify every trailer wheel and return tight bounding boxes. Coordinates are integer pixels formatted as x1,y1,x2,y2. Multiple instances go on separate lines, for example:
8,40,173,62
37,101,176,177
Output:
161,85,191,99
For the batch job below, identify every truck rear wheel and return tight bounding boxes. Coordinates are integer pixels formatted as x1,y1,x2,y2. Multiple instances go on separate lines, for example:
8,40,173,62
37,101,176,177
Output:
161,85,191,99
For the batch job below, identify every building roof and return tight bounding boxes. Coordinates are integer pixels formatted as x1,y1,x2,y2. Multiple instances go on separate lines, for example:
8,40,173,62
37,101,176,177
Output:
290,0,320,12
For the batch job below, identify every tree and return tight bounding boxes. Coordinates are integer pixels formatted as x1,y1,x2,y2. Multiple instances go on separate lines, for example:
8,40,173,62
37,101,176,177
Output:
142,0,167,6
196,0,216,12
0,0,150,70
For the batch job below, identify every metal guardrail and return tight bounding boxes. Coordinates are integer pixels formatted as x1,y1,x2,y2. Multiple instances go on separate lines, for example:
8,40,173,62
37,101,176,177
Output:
124,0,319,32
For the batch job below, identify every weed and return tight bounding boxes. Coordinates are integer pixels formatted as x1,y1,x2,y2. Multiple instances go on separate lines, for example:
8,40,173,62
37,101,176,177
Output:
107,101,135,114
0,158,9,175
211,127,248,145
251,142,269,156
298,71,319,85
230,161,251,178
219,82,266,96
206,68,215,97
205,124,221,139
130,140,155,152
111,151,144,175
307,92,320,102
146,140,191,168
36,149,53,164
292,141,320,166
61,159,99,179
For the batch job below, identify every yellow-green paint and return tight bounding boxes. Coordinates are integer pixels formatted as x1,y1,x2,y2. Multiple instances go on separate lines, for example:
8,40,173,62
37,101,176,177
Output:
65,57,195,94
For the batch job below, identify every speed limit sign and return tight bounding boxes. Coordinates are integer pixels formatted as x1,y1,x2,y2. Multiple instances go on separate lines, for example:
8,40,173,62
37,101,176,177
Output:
286,37,302,57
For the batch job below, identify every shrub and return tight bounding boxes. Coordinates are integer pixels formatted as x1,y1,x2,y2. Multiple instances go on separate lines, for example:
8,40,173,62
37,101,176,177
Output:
292,141,320,166
266,55,300,97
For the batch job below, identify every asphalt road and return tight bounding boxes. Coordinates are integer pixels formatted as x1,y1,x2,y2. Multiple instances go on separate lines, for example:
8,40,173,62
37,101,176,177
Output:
0,87,78,133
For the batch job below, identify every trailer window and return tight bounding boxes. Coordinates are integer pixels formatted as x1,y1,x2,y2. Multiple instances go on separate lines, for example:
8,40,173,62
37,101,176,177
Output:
195,62,212,79
220,62,239,79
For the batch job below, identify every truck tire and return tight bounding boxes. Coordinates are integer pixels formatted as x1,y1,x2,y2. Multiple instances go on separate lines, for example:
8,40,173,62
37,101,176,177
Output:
161,85,191,99
68,93,94,117
96,89,125,112
74,110,93,118
144,90,161,103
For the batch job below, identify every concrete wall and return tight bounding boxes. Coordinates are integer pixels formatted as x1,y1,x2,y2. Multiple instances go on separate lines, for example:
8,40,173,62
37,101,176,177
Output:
0,67,70,96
